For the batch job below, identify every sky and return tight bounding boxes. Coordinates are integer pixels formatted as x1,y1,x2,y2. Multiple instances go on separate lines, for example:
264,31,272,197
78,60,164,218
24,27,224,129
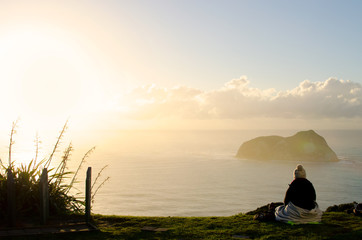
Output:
1,0,362,134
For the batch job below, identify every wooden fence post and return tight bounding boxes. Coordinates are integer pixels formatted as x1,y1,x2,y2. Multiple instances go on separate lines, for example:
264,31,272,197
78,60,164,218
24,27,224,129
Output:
85,167,92,223
7,169,16,227
39,168,49,224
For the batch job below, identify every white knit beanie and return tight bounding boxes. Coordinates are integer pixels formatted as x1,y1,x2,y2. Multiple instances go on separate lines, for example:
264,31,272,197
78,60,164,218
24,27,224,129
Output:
293,164,306,179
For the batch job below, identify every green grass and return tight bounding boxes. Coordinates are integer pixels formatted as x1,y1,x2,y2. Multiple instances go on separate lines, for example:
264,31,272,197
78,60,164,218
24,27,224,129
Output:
10,211,362,240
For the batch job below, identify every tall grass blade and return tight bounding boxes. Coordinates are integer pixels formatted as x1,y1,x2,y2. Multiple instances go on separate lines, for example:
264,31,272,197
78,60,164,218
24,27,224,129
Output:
91,177,110,202
45,120,68,169
91,165,108,192
52,143,73,188
33,132,40,168
66,146,96,194
8,120,19,168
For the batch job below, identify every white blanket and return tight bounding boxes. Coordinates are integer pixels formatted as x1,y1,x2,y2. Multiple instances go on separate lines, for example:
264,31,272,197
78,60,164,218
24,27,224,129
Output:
275,202,323,224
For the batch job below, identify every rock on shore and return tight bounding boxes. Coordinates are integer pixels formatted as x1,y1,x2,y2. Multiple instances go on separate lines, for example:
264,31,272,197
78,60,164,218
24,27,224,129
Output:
236,130,339,162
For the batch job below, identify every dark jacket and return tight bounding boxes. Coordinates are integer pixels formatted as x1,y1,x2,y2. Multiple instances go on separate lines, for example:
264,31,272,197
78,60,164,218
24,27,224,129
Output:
284,178,316,210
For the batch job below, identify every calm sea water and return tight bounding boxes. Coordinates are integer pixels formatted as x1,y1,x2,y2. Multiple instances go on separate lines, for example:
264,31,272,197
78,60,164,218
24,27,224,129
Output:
82,129,362,216
2,129,361,216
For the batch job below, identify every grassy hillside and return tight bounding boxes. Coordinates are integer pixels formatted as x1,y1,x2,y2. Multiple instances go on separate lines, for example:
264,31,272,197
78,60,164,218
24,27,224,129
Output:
15,211,362,240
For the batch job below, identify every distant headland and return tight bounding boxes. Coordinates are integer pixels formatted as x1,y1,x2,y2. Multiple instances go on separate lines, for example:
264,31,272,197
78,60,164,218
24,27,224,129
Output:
236,130,339,162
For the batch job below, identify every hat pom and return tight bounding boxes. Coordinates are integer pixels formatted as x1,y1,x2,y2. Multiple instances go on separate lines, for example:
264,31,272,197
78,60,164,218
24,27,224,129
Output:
294,164,306,179
296,165,304,171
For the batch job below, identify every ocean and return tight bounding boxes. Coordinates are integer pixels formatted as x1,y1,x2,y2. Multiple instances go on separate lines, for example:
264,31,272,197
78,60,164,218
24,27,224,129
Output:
81,129,362,216
2,129,362,216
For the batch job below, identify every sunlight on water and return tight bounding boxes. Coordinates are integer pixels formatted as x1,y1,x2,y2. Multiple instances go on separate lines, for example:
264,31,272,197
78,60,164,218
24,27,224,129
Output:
82,130,362,216
1,129,362,216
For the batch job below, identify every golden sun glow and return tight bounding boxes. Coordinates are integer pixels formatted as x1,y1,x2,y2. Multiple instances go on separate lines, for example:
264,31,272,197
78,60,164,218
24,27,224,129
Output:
0,24,113,163
0,25,110,129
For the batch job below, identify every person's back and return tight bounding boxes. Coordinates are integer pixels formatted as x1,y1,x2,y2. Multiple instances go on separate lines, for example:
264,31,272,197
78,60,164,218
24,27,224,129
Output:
275,164,322,224
284,178,316,210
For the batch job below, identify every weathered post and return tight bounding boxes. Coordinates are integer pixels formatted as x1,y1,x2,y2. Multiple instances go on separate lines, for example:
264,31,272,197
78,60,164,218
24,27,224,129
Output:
85,167,92,223
39,168,49,224
7,169,16,227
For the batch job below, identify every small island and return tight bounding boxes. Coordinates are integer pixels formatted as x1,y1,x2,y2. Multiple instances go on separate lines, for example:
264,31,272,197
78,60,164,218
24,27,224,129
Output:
236,130,339,162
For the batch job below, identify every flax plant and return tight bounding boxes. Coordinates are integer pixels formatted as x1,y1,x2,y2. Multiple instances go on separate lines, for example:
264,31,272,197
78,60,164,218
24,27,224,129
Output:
0,121,108,221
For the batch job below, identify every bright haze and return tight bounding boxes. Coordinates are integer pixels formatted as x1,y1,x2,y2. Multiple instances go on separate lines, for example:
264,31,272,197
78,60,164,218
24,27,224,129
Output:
1,0,362,133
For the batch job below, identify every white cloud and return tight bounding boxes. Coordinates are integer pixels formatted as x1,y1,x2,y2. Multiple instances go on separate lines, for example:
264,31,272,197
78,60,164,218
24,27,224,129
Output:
115,77,362,120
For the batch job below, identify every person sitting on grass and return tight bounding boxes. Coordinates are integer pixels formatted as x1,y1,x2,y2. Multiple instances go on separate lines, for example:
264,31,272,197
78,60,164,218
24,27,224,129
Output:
274,164,323,224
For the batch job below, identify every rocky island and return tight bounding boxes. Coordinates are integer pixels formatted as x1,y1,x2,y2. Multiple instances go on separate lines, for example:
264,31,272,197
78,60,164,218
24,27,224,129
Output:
236,130,339,162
